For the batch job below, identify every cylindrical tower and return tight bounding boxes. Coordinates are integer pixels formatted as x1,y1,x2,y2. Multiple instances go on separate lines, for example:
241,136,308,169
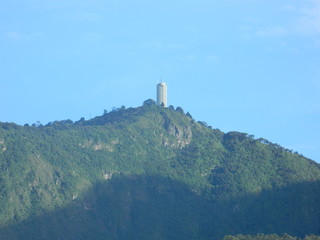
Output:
157,82,167,107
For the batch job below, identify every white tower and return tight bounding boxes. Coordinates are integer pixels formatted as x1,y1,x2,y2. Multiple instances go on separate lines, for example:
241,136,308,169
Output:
157,82,167,107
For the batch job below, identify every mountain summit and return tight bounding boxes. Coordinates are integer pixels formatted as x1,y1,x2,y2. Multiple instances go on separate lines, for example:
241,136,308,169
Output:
0,101,320,240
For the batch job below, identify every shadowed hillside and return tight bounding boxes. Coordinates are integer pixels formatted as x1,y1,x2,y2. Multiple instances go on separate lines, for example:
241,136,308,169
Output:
0,175,320,240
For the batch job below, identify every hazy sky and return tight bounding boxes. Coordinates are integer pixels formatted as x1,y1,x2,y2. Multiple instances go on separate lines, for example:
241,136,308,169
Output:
1,0,319,162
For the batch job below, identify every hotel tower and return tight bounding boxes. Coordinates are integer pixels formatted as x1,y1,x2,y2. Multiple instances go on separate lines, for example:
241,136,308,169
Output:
157,82,167,107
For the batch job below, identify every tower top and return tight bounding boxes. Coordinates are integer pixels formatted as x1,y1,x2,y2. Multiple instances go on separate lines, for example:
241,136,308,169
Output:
158,82,167,87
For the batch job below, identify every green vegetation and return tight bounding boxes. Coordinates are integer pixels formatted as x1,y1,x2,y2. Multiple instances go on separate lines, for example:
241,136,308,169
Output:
0,101,320,239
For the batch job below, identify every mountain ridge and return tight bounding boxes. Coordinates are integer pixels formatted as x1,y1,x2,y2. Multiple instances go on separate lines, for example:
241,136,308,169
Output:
0,101,320,239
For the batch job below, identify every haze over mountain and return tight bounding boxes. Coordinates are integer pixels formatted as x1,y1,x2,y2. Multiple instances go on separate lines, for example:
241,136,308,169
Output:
0,101,320,240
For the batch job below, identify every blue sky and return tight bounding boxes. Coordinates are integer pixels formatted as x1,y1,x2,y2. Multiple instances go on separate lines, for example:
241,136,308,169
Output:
1,0,319,162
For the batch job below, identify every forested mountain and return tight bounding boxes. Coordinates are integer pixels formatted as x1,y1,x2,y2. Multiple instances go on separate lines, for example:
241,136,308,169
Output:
0,100,320,240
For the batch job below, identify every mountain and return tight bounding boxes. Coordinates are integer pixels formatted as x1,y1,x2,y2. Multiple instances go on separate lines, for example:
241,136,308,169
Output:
0,100,320,240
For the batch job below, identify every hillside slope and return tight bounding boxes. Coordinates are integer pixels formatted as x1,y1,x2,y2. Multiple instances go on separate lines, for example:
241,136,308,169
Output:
0,101,320,240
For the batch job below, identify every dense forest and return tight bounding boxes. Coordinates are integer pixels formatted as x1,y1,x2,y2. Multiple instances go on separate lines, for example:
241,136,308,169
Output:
0,100,320,240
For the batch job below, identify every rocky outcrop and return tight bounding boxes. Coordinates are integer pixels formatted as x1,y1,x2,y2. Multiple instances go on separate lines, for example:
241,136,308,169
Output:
162,123,192,148
79,139,119,152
